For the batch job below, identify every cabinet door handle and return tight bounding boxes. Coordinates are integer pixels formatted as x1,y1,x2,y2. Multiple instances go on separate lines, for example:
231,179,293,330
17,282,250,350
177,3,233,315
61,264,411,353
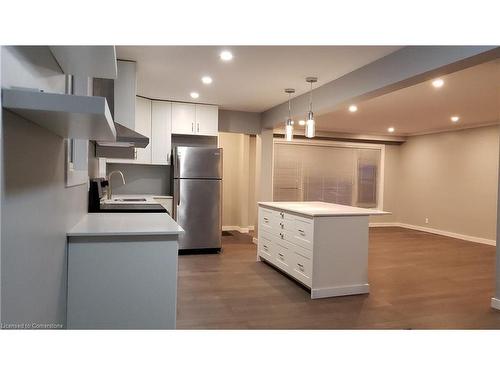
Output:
134,149,137,160
298,229,305,236
197,123,200,132
192,122,194,133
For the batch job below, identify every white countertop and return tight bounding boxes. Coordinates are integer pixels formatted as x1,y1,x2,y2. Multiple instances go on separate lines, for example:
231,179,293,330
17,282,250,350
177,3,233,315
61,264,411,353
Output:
258,201,390,217
101,194,173,205
67,213,184,237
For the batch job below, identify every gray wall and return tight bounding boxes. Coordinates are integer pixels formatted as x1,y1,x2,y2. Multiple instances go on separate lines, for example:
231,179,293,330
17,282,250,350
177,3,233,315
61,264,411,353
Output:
107,163,171,195
218,110,261,135
1,46,88,327
396,125,499,241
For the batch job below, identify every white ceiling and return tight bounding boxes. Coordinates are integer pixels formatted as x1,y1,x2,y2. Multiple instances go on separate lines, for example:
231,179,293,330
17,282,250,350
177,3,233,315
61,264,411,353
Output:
315,59,500,136
116,46,401,112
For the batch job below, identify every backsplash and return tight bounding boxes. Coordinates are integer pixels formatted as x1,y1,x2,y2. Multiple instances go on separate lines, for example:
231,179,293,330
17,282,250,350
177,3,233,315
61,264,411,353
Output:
106,163,171,195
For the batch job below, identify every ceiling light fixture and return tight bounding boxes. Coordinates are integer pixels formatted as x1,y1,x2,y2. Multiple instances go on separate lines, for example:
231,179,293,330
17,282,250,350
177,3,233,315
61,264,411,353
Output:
387,127,395,133
220,50,233,61
284,88,295,141
451,116,460,123
348,105,358,113
432,79,444,88
201,76,213,84
305,77,317,138
190,92,199,99
298,120,306,126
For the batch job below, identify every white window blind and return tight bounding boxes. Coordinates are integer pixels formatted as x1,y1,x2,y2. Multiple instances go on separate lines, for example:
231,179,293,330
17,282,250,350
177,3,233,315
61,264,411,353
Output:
273,141,382,208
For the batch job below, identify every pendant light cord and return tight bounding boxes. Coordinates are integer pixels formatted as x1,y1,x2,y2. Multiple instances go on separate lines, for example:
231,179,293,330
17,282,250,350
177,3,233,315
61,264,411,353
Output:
309,81,313,112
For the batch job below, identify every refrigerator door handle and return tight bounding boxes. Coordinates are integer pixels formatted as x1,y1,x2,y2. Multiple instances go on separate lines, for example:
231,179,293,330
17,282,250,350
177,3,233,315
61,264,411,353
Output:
176,179,181,207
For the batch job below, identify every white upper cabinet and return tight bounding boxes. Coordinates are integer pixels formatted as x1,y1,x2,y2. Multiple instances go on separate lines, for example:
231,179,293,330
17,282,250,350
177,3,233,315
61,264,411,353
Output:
172,102,218,136
172,103,196,134
151,101,172,165
195,104,218,136
134,97,152,163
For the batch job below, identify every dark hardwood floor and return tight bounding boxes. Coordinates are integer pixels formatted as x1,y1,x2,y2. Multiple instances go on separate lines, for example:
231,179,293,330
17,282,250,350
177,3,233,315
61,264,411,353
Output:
177,227,500,329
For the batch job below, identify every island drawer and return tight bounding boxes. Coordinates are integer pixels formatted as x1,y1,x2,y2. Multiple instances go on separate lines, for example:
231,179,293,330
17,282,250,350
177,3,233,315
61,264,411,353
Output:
277,217,294,231
292,217,314,250
291,250,312,287
273,240,292,273
259,208,277,233
258,233,274,262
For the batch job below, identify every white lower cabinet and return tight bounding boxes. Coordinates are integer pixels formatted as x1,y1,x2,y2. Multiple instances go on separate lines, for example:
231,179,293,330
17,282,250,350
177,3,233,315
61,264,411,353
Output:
257,205,370,299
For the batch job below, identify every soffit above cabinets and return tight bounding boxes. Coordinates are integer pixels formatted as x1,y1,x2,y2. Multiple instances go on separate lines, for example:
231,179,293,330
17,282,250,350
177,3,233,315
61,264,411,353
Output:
2,88,116,141
50,46,117,79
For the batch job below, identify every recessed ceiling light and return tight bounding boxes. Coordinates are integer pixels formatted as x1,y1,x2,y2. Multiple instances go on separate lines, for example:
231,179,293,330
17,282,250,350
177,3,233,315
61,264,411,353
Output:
451,116,460,123
190,92,199,99
387,127,395,133
432,79,444,88
348,105,358,113
220,50,233,61
201,76,212,84
298,120,306,126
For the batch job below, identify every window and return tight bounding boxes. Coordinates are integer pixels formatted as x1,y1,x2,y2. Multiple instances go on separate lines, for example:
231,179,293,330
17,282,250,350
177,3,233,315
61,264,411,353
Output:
273,139,384,209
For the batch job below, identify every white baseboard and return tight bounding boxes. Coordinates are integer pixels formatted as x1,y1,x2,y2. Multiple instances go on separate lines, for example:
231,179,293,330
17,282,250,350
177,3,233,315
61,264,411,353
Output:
491,298,500,311
311,284,370,299
369,222,400,228
369,222,496,246
222,225,253,234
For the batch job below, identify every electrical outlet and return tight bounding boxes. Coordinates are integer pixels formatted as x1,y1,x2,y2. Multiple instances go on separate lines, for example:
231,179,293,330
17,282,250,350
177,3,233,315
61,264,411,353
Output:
425,218,429,224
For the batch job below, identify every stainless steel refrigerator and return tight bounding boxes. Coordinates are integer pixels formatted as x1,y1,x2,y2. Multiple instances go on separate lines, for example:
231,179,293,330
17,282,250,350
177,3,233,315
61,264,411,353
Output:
173,146,223,250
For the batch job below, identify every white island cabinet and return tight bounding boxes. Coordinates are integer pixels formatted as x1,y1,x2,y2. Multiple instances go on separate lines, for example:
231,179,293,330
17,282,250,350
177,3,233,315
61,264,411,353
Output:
66,213,183,329
257,201,388,299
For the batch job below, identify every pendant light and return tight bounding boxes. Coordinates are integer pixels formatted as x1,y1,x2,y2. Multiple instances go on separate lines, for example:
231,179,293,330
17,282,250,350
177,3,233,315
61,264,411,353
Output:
284,88,295,141
305,77,317,138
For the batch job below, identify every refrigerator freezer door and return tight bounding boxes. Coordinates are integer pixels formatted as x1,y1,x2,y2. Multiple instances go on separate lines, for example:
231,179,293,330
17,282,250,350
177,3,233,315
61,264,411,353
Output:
174,178,222,249
174,146,222,179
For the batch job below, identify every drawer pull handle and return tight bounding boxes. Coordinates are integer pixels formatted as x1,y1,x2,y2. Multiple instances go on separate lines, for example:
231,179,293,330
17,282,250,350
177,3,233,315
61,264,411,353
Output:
280,233,284,239
280,223,284,229
298,229,305,236
278,253,284,257
280,212,284,218
297,263,304,268
264,218,269,223
263,245,268,249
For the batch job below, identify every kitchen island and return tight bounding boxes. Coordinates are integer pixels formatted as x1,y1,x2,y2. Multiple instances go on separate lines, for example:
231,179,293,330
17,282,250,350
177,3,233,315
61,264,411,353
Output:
257,201,388,299
66,213,183,329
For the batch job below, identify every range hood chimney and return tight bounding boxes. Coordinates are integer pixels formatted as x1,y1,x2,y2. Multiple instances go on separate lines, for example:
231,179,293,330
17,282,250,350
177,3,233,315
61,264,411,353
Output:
93,60,149,158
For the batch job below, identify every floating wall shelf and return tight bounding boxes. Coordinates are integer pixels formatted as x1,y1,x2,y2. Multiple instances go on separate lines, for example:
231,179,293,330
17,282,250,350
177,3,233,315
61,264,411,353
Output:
49,46,117,79
2,88,117,141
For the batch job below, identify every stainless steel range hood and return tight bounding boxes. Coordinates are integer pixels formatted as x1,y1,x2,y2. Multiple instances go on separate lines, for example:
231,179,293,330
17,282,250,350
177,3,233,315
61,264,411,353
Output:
97,122,149,148
93,61,149,158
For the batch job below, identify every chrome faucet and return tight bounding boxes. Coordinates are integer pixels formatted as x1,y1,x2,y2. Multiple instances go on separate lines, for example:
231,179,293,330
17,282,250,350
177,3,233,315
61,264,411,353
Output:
107,170,126,199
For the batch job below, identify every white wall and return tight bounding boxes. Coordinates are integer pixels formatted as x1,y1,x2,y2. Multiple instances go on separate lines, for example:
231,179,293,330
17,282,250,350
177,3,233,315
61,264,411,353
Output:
1,46,88,328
